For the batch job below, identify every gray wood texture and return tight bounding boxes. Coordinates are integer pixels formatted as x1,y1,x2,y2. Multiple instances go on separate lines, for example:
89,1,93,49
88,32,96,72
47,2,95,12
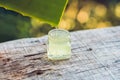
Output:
0,27,120,80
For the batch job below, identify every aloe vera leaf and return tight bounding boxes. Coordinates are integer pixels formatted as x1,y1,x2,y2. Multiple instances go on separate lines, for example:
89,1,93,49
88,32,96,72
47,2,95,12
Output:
0,0,68,26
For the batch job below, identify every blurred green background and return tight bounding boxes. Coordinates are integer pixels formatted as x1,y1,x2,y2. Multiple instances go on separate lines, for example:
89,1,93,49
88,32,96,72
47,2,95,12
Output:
0,0,120,42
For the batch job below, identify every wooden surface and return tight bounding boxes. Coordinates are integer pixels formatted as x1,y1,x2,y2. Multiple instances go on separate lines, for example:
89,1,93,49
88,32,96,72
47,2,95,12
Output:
0,27,120,80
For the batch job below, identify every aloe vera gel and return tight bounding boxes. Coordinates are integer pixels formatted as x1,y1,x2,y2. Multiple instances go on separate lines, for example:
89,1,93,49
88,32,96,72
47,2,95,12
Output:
47,29,71,60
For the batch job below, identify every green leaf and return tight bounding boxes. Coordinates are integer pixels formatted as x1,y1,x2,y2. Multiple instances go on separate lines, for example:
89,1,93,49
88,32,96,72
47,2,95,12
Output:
0,8,31,42
0,0,68,26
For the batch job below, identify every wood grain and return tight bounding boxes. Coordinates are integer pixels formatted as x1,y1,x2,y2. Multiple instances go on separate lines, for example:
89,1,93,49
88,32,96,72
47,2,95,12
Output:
0,27,120,80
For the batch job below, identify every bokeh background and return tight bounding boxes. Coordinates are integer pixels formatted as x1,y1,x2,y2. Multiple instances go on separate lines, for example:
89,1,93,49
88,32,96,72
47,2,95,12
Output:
0,0,120,42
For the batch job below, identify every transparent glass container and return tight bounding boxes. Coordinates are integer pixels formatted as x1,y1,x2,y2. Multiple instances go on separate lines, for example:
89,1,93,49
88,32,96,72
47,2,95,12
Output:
47,29,71,60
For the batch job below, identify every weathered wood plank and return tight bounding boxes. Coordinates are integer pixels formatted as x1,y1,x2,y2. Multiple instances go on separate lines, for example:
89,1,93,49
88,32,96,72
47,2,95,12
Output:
0,27,120,80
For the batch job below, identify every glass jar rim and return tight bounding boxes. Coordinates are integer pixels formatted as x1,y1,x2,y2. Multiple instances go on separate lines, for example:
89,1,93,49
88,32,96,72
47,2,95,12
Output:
48,29,70,40
48,29,70,36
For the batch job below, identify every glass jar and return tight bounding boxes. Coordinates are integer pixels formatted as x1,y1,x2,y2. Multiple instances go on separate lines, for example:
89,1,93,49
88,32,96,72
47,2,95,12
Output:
47,29,71,60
